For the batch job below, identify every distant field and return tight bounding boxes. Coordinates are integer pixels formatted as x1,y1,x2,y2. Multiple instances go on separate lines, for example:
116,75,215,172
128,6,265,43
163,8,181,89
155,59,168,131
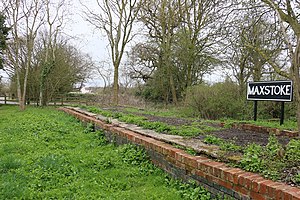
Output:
0,105,211,199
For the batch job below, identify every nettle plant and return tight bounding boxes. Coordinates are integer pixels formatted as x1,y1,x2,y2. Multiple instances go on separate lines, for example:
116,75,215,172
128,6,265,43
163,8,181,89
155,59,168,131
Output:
240,135,300,181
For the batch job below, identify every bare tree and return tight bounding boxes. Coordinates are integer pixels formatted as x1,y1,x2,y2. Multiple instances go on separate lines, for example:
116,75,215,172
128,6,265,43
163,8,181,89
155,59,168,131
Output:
224,7,283,94
4,0,45,110
39,0,67,106
94,60,112,91
83,0,141,105
253,0,300,130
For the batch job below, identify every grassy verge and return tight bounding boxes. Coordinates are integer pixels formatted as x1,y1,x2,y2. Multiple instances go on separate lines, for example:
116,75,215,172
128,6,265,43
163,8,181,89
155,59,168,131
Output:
0,105,213,199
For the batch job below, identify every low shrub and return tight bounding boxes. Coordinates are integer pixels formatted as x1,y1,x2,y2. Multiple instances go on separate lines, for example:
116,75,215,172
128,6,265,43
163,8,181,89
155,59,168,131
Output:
184,81,251,119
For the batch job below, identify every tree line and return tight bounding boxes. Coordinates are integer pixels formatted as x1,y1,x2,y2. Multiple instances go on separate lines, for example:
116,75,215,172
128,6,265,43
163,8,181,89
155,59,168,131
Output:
82,0,300,130
0,0,93,109
1,0,300,130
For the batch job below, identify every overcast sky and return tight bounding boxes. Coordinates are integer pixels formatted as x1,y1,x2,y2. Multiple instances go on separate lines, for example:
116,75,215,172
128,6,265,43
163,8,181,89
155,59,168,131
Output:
67,0,108,62
66,0,110,86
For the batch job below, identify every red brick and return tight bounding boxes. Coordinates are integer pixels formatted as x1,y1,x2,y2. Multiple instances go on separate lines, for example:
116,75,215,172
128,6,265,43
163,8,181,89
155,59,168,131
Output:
194,169,206,178
175,151,184,162
274,185,292,199
126,133,135,141
250,191,266,200
242,174,262,190
205,161,224,175
293,196,300,200
147,138,158,148
233,172,250,185
133,136,142,144
183,154,198,168
175,160,185,169
211,164,228,179
185,165,194,173
218,166,231,179
233,185,249,196
216,178,233,190
205,174,219,184
266,183,284,198
168,147,180,158
160,144,173,155
141,138,155,148
154,144,163,154
251,177,267,193
285,188,300,200
198,162,213,174
237,172,253,186
196,157,211,169
166,156,176,164
223,168,244,183
259,180,278,195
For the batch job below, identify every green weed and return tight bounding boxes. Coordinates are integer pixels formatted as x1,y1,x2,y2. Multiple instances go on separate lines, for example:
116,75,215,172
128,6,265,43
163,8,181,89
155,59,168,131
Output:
0,106,212,199
293,173,300,183
203,135,242,152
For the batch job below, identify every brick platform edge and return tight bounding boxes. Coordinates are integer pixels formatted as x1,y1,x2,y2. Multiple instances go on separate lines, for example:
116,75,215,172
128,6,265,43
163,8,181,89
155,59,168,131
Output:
59,107,300,200
220,123,299,138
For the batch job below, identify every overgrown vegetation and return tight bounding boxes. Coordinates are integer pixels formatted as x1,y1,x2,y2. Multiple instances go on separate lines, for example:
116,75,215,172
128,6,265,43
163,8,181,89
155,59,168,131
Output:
0,105,215,199
82,105,219,137
240,135,300,183
203,135,242,152
80,105,300,185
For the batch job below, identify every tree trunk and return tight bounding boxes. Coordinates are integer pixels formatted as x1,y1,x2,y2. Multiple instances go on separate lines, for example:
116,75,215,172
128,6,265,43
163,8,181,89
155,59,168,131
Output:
186,64,192,87
22,44,32,108
294,39,300,131
16,71,25,110
113,62,119,106
169,73,177,105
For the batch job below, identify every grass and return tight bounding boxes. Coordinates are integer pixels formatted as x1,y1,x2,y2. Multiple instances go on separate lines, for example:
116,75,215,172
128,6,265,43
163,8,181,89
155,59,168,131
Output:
0,105,212,199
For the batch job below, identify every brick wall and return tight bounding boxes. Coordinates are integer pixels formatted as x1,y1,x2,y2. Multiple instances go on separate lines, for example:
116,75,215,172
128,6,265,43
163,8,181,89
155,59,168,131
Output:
59,107,300,200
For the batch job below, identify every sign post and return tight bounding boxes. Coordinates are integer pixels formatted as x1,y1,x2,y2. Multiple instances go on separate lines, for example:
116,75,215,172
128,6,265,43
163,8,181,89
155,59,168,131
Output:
247,80,293,125
280,102,284,125
253,100,258,121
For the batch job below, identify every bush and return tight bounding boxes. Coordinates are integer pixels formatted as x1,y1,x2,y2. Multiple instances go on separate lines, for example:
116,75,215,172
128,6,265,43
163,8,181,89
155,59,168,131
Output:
184,81,251,119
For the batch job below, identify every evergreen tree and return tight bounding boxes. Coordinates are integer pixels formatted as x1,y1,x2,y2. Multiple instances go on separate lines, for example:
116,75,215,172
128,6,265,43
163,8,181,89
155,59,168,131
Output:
0,13,10,69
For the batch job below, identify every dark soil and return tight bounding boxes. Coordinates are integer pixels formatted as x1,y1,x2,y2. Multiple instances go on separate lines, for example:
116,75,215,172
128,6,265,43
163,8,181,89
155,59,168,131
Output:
140,113,192,126
108,107,293,146
197,128,291,146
